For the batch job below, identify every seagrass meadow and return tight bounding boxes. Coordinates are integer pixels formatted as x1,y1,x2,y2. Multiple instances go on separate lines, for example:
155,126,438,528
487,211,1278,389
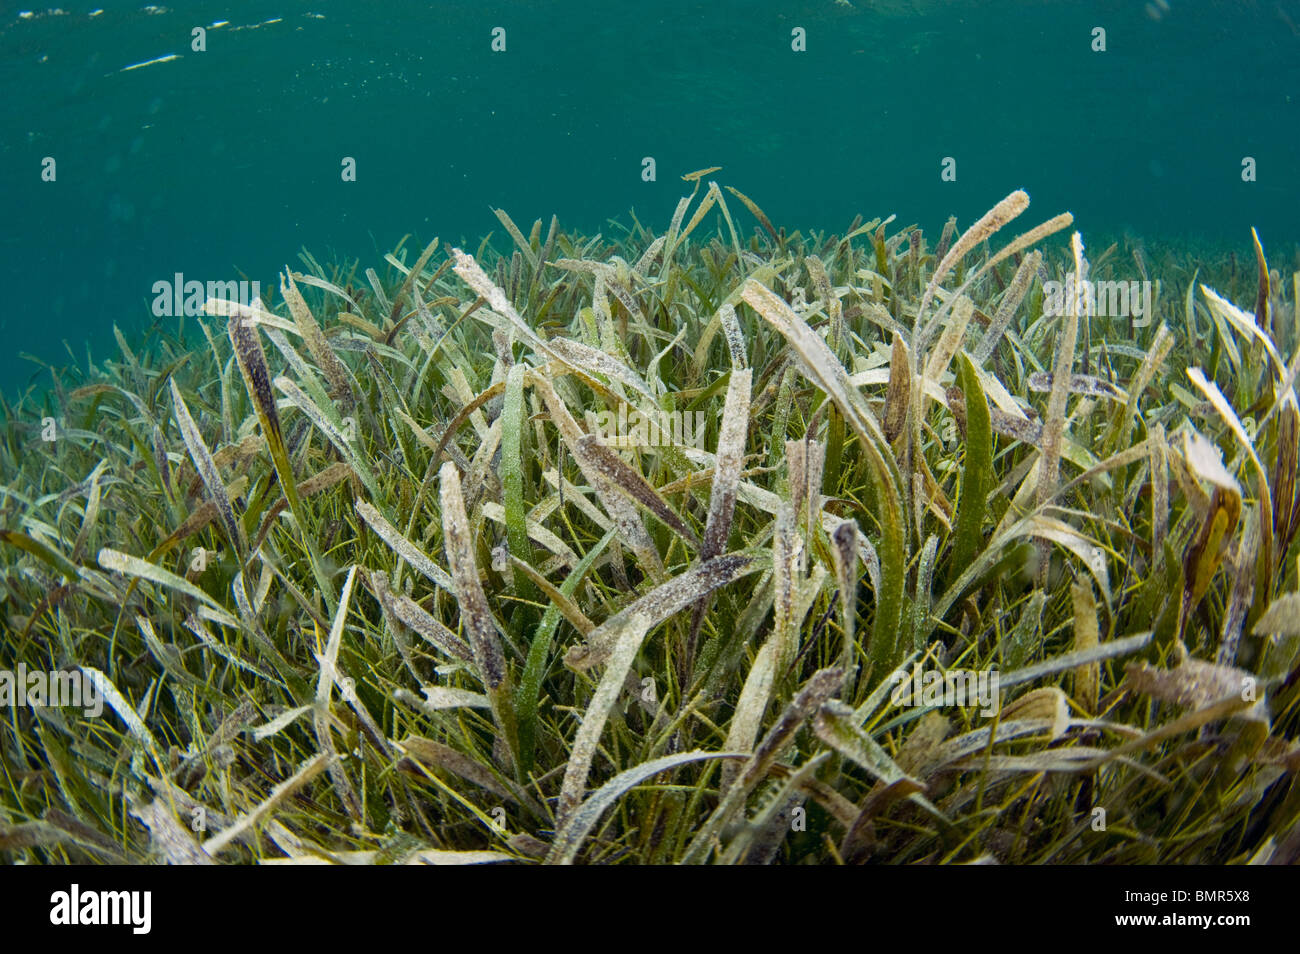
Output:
2,180,1299,865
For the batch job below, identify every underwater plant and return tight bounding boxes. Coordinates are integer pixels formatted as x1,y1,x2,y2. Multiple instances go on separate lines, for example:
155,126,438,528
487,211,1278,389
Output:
1,179,1298,864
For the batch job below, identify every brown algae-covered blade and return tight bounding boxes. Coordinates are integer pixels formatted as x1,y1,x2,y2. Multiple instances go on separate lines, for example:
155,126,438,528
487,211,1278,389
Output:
440,461,519,769
565,553,761,671
575,434,700,549
229,306,338,607
439,461,507,689
281,270,355,406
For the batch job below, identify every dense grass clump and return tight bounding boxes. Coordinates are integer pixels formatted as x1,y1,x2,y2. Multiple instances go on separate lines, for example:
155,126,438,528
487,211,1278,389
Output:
2,181,1299,864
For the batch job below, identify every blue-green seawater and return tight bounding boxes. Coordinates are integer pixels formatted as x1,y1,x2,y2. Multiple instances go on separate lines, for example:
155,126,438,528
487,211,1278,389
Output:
2,0,1298,393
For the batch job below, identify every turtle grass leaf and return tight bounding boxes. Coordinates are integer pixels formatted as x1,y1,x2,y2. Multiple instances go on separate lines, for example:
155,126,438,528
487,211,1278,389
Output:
440,461,519,768
1079,694,1259,771
0,821,104,859
416,687,491,711
719,667,845,815
718,303,748,370
742,277,906,679
951,352,992,574
202,754,331,857
545,337,655,402
548,750,743,865
355,499,453,591
722,670,842,805
450,246,549,356
557,611,652,823
576,434,699,548
275,375,379,501
947,747,1150,776
1218,509,1261,666
494,208,538,269
1179,434,1244,627
973,250,1040,364
1038,231,1087,535
1026,372,1126,401
0,528,82,581
251,704,314,742
883,332,910,443
1124,647,1260,715
372,574,472,662
701,368,751,561
130,799,215,865
1201,284,1286,377
395,735,543,819
1071,581,1101,713
98,547,238,628
687,366,754,667
564,553,763,671
439,463,508,689
534,374,665,580
281,270,355,406
202,297,299,334
1254,593,1300,637
722,639,779,791
916,189,1030,345
169,378,247,564
921,210,1074,355
811,700,950,831
724,185,778,243
999,687,1071,741
78,666,163,770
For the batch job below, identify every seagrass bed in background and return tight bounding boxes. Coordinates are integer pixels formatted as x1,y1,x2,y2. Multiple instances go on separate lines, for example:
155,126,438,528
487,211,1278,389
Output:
2,176,1298,864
